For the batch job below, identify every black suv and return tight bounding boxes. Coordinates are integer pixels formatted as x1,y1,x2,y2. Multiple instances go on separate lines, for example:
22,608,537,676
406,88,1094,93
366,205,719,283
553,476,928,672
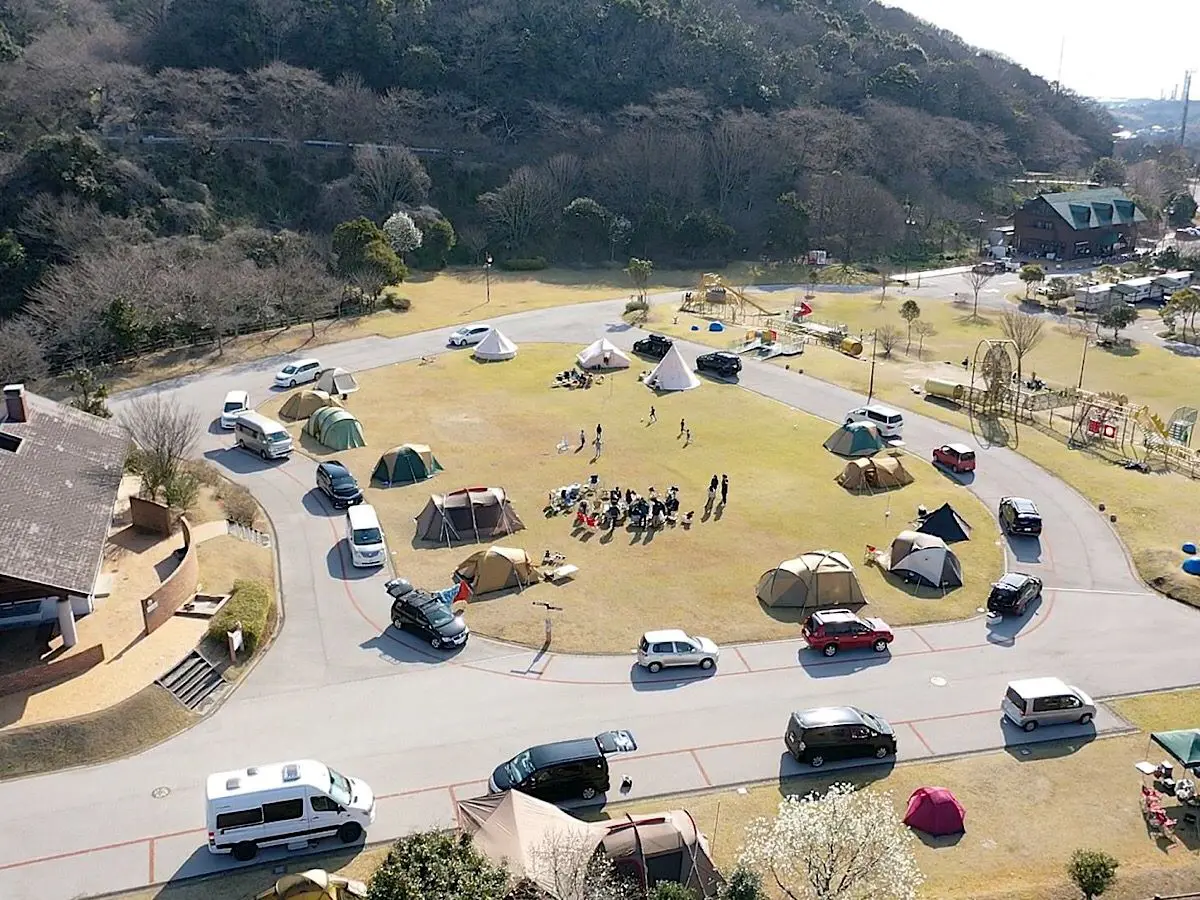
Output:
488,730,638,802
784,706,896,768
987,572,1042,616
387,578,469,649
316,460,363,508
999,496,1042,536
632,334,673,359
695,351,743,377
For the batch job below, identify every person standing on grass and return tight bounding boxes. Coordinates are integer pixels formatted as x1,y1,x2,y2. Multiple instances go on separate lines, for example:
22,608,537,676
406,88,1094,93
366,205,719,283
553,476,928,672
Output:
596,423,603,441
707,477,717,510
578,428,586,450
649,406,657,424
720,474,729,506
685,428,691,446
679,418,686,436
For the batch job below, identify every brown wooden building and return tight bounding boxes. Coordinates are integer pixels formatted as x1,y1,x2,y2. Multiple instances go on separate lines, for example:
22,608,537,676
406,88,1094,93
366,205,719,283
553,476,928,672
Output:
1013,188,1146,261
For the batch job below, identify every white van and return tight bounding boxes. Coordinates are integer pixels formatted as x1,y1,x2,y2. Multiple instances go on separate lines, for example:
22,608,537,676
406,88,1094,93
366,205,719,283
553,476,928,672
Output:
1001,677,1096,733
234,411,293,460
205,759,375,861
346,503,386,567
220,390,250,430
845,404,904,439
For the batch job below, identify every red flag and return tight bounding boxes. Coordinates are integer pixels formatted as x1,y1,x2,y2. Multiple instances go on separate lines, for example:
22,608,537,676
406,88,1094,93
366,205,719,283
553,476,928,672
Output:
455,580,472,603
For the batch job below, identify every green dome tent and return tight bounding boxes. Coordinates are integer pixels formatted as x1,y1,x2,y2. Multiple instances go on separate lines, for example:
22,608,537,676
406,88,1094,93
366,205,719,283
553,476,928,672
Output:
372,444,444,485
304,407,366,450
822,422,884,458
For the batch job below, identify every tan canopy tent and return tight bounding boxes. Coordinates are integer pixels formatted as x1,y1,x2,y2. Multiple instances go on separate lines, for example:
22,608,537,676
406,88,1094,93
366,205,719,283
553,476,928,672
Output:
254,871,366,900
756,550,866,609
455,546,538,594
279,389,342,421
886,530,963,589
836,455,914,491
597,811,724,898
414,487,525,546
457,792,601,897
316,367,359,396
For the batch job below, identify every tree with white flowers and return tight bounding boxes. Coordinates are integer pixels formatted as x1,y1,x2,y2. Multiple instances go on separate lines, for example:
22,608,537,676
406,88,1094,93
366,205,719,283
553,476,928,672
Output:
738,783,923,900
383,210,423,254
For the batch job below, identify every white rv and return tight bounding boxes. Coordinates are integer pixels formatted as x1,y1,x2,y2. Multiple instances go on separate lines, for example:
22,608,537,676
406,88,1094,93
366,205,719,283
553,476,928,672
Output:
205,759,375,861
1111,276,1161,306
1073,283,1114,314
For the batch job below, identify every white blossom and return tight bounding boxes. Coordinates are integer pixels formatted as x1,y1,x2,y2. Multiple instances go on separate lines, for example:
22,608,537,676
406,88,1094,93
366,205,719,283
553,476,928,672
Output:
382,210,423,253
738,782,923,900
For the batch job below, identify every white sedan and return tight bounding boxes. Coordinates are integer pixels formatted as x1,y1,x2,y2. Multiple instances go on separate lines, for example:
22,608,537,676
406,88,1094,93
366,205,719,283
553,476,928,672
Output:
637,630,720,673
273,358,322,387
448,325,492,347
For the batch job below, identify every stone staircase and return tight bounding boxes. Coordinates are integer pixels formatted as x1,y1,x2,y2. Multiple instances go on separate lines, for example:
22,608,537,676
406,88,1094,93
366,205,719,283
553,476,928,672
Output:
158,650,225,711
227,520,272,547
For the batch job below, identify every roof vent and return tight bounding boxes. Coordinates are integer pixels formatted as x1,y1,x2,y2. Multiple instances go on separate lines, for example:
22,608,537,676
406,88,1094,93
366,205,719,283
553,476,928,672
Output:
282,763,300,782
225,777,241,791
2,383,27,424
0,432,20,453
246,766,258,776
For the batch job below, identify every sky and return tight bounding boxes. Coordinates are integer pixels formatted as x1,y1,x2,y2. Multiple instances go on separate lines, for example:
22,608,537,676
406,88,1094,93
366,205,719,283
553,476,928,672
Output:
882,0,1200,101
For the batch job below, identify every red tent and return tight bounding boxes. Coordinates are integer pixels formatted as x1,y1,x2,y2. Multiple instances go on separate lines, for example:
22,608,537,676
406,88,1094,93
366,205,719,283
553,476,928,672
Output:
903,786,965,836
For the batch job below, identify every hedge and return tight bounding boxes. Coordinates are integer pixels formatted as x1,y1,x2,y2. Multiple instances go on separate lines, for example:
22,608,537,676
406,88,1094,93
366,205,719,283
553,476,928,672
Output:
207,578,273,655
497,256,548,271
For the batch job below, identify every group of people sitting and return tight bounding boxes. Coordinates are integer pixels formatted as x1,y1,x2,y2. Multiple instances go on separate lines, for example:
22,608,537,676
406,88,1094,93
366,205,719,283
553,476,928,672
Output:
553,369,596,389
574,484,692,531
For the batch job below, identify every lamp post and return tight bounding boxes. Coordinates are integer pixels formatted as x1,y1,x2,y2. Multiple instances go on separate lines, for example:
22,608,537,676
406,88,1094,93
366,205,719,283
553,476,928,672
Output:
867,329,878,402
484,254,493,305
976,213,987,257
1077,330,1091,390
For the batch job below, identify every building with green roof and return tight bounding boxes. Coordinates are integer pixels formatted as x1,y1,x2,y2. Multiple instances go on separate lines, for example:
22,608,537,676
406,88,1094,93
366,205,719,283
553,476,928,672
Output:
1013,188,1147,261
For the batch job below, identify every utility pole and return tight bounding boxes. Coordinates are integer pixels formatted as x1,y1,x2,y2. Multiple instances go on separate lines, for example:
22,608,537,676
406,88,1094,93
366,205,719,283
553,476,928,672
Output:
867,330,878,402
1182,70,1194,147
484,254,493,304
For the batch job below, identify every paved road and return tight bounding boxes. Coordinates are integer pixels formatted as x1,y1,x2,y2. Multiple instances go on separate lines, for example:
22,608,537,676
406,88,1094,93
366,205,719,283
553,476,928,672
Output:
4,295,1200,900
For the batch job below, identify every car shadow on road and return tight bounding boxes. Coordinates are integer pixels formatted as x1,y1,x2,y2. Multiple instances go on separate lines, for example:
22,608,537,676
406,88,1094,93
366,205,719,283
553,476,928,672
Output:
1005,534,1043,564
1001,717,1097,761
207,419,228,435
325,542,382,581
984,595,1043,646
629,663,717,692
695,370,741,385
934,466,975,486
776,754,896,794
202,447,283,474
797,650,892,677
363,628,463,666
165,836,365,885
302,488,341,517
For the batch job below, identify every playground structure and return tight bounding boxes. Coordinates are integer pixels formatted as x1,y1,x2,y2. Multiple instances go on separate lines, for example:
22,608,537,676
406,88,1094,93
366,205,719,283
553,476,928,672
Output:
679,273,780,325
729,326,807,360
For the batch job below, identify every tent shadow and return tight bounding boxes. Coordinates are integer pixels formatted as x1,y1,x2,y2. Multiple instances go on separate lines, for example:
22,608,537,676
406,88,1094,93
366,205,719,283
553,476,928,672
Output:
1005,534,1043,564
797,649,892,678
914,830,965,848
879,569,957,600
984,594,1042,646
776,755,895,796
298,431,340,458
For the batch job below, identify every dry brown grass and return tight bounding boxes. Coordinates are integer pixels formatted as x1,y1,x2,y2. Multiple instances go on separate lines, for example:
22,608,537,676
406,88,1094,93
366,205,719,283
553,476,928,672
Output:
645,292,1200,610
195,535,275,596
261,344,1001,652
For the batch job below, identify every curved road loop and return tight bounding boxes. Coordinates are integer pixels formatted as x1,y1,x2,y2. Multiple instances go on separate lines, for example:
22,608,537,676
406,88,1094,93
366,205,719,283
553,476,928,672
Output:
2,292,1199,900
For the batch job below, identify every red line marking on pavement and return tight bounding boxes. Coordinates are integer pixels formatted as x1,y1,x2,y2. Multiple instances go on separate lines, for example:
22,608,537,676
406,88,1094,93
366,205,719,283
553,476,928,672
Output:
912,630,936,652
0,828,201,873
909,724,935,756
147,838,156,884
690,750,713,786
732,646,751,672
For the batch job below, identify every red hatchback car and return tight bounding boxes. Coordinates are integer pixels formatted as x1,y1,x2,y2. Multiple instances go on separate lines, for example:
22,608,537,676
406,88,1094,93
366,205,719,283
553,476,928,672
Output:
932,443,976,473
802,609,894,657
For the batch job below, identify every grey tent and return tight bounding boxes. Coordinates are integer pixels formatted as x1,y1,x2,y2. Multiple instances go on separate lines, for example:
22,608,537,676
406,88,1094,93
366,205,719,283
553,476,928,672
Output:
413,487,524,546
823,422,884,458
886,531,963,589
917,503,972,543
316,367,359,396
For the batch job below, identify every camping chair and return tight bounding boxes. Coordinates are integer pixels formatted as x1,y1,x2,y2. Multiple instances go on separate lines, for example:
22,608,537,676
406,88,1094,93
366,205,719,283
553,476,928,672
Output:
574,510,588,528
556,436,571,453
544,563,579,583
585,514,598,529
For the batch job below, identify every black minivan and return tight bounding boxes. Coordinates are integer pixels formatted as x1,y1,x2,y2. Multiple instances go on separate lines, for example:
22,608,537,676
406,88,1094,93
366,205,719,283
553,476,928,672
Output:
488,730,638,801
784,707,896,768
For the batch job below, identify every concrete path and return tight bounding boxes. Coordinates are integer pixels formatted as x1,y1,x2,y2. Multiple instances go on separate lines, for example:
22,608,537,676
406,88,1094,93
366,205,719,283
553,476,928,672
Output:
2,294,1199,900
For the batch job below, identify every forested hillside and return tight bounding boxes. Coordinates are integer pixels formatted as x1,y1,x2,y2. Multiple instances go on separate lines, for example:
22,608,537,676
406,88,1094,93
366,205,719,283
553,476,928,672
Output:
0,0,1115,378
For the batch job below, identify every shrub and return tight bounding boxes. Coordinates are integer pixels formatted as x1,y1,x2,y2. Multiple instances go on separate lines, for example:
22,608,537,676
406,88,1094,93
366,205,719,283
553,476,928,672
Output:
368,831,508,900
218,483,258,527
721,867,765,900
650,884,696,900
623,295,649,324
1067,848,1118,899
207,579,273,655
162,471,200,517
387,293,412,311
185,460,223,488
498,256,548,271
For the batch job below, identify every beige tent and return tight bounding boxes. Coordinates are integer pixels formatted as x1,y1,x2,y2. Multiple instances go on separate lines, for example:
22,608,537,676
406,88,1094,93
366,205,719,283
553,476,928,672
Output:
279,389,342,421
756,551,866,610
474,329,518,361
457,792,601,896
254,871,366,900
455,546,538,594
597,811,724,898
414,487,525,546
316,367,359,396
836,456,914,491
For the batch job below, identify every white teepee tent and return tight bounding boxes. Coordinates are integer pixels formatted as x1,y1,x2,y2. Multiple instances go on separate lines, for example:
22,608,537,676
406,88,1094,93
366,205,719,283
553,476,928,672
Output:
473,328,518,361
577,338,631,370
646,344,700,392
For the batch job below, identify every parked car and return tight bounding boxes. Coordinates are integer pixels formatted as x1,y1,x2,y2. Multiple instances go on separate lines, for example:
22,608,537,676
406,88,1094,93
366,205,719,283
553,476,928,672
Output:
220,390,250,430
234,411,293,459
387,579,469,649
273,358,322,388
637,630,720,673
999,496,1043,536
1001,677,1094,732
632,334,673,359
488,730,638,801
801,609,893,657
316,460,363,508
345,504,386,567
447,325,492,347
932,443,976,473
695,351,743,377
986,573,1042,617
844,404,904,438
784,706,896,768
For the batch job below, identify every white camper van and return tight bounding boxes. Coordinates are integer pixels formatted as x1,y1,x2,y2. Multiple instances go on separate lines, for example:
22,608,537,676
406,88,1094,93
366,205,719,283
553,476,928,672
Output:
205,759,375,861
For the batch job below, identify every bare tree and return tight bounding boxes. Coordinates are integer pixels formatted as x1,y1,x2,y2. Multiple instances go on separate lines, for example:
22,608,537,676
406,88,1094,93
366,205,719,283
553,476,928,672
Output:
478,166,557,254
530,830,634,900
999,310,1045,369
876,323,903,357
544,154,583,210
0,322,46,385
353,145,432,220
707,111,762,214
962,270,996,318
120,395,200,501
264,257,339,336
912,320,936,358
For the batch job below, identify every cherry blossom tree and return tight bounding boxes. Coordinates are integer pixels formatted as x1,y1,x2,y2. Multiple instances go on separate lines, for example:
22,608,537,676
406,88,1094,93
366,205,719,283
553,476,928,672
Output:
383,210,423,254
738,783,923,900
